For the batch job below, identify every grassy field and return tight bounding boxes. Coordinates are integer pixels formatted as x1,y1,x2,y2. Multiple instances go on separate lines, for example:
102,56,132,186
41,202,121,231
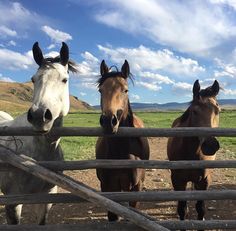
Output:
61,110,236,160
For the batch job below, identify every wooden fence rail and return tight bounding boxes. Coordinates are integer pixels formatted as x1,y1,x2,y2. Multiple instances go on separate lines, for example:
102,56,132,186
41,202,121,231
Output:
0,190,235,205
1,126,236,137
1,220,236,231
0,126,236,230
1,159,236,171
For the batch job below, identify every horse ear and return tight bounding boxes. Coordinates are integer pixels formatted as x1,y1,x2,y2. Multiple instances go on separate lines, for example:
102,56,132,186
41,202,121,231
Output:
211,80,220,96
100,60,109,76
32,42,44,66
193,79,200,99
60,42,69,66
121,60,130,78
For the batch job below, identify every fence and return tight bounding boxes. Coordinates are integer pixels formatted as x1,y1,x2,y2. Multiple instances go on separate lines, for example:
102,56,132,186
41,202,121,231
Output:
0,127,236,230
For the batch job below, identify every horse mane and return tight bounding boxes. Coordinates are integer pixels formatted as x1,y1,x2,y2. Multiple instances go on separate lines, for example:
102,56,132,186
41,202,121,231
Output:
127,100,134,126
42,56,78,73
179,107,190,123
199,87,217,98
97,70,134,87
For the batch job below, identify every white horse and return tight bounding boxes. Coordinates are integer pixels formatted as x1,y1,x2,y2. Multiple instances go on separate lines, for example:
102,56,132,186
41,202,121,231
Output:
0,42,77,224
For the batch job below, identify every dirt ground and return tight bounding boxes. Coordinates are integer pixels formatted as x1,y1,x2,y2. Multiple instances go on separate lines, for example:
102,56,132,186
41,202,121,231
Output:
0,137,236,229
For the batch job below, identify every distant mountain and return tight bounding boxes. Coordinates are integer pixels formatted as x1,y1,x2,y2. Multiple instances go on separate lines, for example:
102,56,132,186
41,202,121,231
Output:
0,81,93,113
94,99,236,111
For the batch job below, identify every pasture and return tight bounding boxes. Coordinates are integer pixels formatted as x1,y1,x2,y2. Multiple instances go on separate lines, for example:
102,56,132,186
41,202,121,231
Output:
0,109,236,226
61,110,236,160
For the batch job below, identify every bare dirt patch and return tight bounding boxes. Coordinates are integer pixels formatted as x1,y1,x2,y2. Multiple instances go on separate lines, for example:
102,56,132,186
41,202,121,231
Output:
0,137,235,229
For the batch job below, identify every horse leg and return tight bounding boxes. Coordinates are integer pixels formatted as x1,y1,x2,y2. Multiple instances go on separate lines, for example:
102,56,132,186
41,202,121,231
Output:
194,176,209,231
129,181,142,209
101,181,120,222
5,204,22,224
171,172,188,225
35,186,57,225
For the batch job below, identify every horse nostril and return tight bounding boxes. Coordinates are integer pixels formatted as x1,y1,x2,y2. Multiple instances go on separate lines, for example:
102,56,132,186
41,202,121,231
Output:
27,108,33,123
100,115,105,126
44,109,52,122
111,115,118,126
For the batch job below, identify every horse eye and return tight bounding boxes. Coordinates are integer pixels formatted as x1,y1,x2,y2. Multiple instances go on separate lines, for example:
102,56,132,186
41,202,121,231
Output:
124,89,128,93
31,77,35,83
62,78,68,83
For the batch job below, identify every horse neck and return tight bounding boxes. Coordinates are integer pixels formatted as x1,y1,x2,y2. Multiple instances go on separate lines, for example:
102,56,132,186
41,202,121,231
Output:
107,101,133,158
119,100,134,127
180,118,201,158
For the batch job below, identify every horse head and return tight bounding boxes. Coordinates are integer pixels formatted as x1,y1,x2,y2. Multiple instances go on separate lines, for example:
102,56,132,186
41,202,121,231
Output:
27,42,76,132
186,80,221,155
98,60,131,134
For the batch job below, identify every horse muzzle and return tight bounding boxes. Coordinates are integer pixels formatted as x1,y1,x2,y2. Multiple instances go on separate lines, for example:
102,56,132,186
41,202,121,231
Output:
100,114,119,134
200,136,220,156
27,105,53,132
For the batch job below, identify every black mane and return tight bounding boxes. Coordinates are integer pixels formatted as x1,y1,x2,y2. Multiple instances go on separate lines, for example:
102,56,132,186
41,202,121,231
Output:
179,107,190,123
41,56,78,73
199,87,216,97
97,71,133,87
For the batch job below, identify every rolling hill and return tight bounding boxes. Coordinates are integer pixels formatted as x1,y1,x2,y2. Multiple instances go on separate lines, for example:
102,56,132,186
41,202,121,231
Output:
94,100,236,111
0,81,92,114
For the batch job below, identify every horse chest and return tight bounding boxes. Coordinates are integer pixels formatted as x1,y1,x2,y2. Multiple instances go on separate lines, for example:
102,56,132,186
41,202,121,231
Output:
107,138,142,159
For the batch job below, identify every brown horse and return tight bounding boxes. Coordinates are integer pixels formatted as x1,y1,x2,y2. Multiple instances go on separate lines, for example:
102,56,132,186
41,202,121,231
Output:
167,80,220,229
96,60,150,221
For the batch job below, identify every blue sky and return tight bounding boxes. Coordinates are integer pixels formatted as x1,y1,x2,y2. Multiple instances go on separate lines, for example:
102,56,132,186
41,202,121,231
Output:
1,0,236,105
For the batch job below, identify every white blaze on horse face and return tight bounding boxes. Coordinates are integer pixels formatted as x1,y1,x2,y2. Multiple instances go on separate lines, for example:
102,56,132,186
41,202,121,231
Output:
31,63,70,130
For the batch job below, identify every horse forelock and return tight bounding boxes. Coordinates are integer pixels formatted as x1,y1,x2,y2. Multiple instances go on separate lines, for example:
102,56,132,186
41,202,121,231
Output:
39,56,78,73
199,87,217,98
97,71,133,87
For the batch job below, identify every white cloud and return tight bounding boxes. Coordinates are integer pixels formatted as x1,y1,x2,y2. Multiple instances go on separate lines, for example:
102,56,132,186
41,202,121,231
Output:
7,40,16,46
80,92,87,96
0,25,17,38
45,51,59,58
0,2,48,35
214,58,236,78
140,72,174,84
0,48,33,70
210,0,236,10
0,74,15,82
222,88,236,96
47,44,56,50
173,82,193,91
130,93,140,101
98,45,205,76
42,25,72,43
76,52,99,77
136,81,162,91
94,0,236,55
81,82,97,90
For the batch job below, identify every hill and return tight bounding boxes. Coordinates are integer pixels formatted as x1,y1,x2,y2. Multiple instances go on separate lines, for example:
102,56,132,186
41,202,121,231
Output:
0,81,92,114
94,100,236,111
129,100,236,111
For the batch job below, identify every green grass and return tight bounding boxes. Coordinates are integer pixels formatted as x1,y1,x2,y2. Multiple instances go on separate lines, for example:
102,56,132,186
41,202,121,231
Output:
61,112,100,160
218,110,236,158
61,110,236,160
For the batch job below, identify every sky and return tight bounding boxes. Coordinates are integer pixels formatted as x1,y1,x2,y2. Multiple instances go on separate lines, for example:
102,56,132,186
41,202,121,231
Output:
1,0,236,105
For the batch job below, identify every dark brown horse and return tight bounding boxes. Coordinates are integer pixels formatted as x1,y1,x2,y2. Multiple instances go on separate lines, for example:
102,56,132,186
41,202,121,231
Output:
167,80,220,229
96,60,150,221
